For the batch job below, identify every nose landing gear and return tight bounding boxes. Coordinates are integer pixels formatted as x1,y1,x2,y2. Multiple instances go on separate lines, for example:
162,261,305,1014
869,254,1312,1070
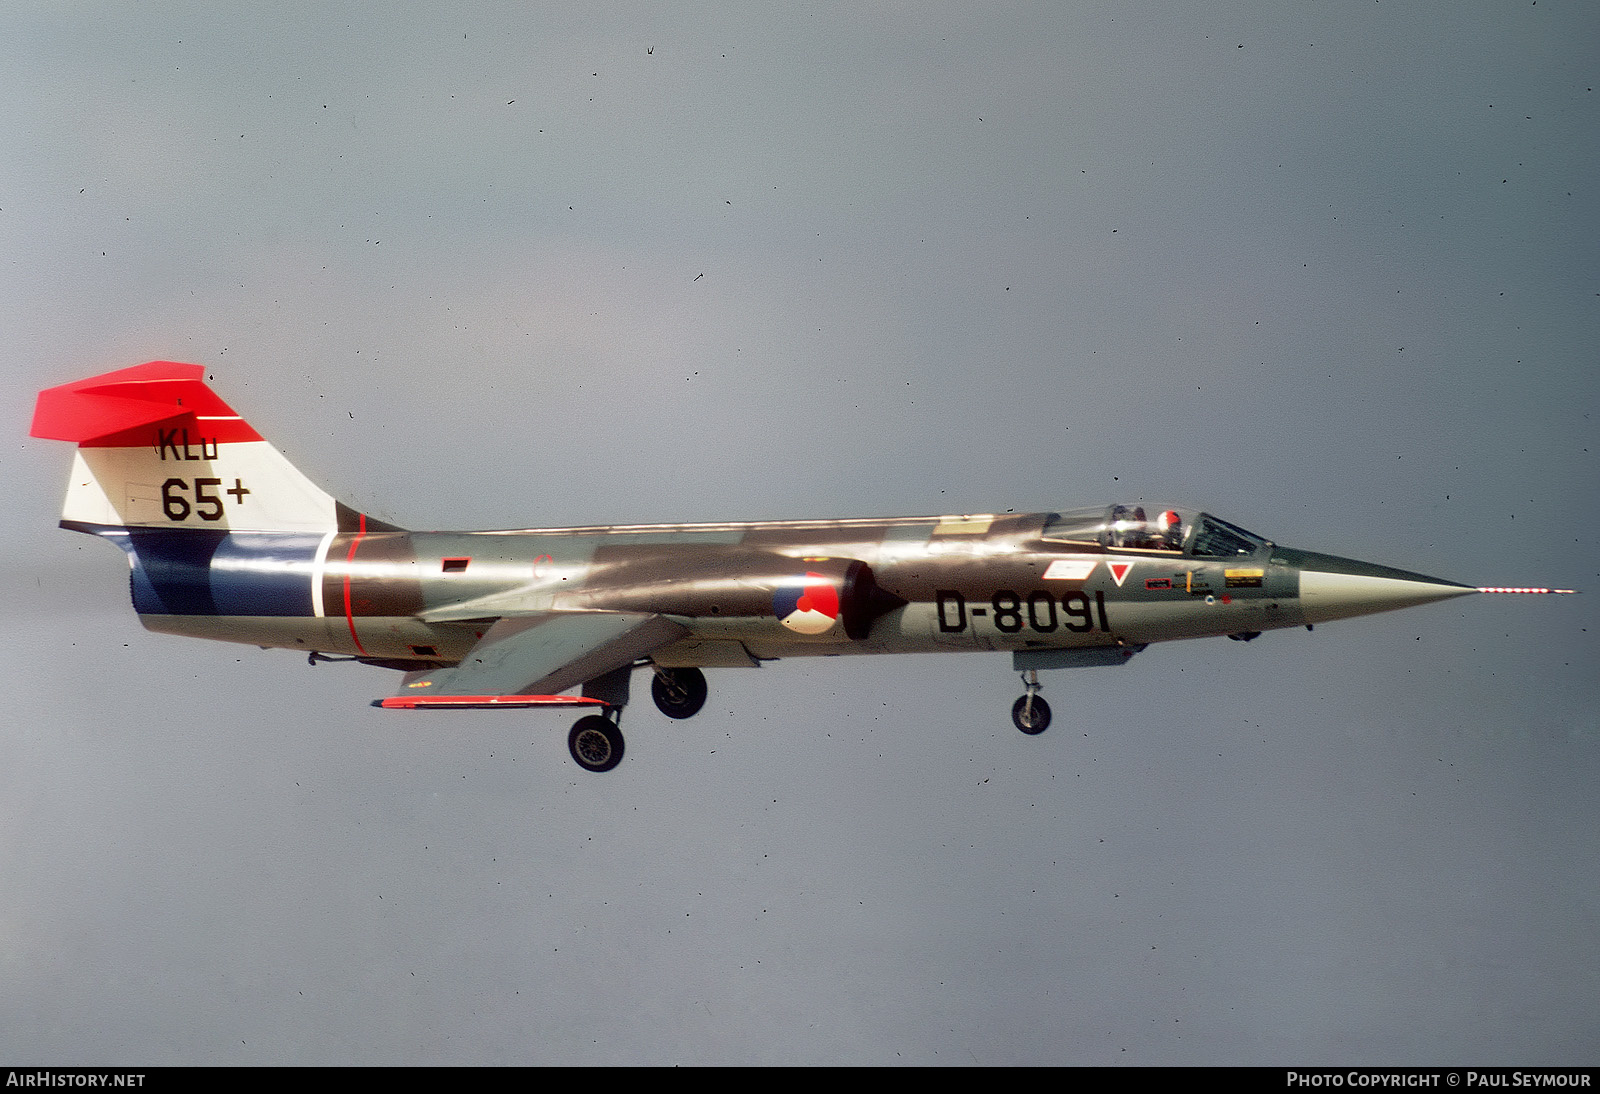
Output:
1011,670,1051,735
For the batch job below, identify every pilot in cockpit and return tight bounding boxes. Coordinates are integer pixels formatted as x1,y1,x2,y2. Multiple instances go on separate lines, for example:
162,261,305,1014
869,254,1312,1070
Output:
1157,509,1184,551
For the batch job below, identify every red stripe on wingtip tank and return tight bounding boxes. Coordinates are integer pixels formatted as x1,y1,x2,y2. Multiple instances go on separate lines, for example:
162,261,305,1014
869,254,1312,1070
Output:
343,513,370,656
378,695,610,710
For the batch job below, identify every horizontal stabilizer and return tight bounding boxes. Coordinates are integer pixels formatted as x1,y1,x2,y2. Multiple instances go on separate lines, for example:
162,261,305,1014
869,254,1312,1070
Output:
31,361,254,443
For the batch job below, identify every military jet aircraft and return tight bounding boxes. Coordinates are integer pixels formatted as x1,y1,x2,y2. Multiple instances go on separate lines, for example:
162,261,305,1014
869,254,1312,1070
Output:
31,362,1573,772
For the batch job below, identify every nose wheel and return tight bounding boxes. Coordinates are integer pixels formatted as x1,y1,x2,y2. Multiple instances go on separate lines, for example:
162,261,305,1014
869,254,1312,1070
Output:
1011,670,1051,735
568,712,625,772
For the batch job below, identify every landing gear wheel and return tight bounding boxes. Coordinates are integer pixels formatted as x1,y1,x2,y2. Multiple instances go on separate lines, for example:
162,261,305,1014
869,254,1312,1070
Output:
568,715,624,772
1012,694,1052,735
651,666,708,720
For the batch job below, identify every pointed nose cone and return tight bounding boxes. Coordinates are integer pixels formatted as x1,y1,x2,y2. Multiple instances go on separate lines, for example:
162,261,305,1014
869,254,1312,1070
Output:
1281,548,1478,625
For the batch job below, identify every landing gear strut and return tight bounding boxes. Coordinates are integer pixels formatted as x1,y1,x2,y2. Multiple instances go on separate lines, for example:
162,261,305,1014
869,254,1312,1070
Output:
1011,670,1051,735
568,712,624,773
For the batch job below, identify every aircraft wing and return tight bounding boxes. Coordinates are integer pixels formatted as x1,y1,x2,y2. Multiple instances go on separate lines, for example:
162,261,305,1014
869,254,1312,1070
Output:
376,611,688,710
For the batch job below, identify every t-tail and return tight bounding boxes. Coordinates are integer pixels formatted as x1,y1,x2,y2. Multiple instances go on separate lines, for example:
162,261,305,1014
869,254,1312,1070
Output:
30,361,398,645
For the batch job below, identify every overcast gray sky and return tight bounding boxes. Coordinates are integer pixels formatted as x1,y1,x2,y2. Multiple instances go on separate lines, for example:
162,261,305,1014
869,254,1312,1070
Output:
2,1,1596,1065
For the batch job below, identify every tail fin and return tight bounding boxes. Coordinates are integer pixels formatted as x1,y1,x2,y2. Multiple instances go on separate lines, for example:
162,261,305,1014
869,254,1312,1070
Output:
31,361,381,534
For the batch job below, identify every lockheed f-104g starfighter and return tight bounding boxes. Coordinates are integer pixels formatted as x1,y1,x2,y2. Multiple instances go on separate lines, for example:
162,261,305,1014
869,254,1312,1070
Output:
31,362,1572,772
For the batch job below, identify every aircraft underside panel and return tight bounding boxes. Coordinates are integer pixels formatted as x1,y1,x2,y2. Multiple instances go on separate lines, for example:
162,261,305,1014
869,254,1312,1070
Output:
1108,596,1306,641
138,612,481,663
649,639,762,668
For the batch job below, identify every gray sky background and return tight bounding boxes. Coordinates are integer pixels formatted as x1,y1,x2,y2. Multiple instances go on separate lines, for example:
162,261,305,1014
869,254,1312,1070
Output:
2,2,1596,1065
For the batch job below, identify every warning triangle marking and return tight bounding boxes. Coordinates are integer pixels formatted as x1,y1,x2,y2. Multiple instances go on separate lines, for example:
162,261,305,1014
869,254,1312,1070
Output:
1107,561,1133,587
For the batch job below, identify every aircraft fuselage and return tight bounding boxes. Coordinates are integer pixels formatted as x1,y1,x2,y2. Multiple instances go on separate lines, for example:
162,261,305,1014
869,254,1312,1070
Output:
95,508,1448,671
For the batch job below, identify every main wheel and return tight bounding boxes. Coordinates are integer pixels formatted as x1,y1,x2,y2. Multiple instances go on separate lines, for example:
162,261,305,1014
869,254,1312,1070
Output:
1011,694,1052,735
568,715,625,772
651,666,708,720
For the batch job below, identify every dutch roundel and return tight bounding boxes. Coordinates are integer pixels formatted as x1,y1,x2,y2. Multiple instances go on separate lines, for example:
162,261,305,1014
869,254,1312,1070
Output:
773,572,841,635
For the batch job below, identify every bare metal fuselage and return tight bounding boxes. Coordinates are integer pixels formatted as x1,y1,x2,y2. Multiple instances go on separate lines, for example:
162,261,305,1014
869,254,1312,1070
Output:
122,511,1319,670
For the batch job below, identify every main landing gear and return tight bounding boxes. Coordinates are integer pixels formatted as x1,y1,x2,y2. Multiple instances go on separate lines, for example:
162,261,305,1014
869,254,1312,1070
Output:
1011,669,1051,735
651,666,708,720
567,666,710,774
568,712,624,773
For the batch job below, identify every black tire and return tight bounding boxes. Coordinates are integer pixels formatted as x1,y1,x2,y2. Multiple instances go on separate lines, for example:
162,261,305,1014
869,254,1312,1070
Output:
1011,694,1052,735
651,666,708,720
568,715,624,772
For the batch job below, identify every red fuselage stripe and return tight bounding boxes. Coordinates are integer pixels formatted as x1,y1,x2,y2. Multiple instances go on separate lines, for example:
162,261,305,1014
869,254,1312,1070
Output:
343,514,369,655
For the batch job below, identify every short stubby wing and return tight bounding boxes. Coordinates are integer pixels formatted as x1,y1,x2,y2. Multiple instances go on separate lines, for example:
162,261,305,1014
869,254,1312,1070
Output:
375,611,687,709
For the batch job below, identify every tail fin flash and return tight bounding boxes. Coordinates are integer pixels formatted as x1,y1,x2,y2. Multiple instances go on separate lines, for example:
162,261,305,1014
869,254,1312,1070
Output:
31,362,370,534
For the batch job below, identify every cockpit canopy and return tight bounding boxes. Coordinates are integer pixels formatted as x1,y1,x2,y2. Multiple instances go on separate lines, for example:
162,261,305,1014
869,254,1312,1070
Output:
1040,505,1268,558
